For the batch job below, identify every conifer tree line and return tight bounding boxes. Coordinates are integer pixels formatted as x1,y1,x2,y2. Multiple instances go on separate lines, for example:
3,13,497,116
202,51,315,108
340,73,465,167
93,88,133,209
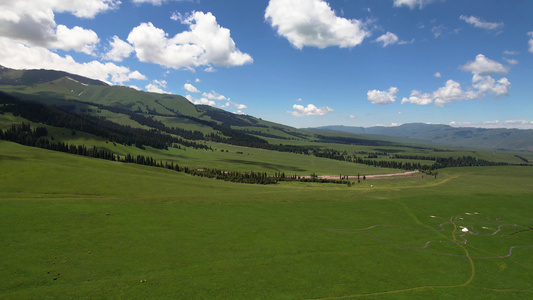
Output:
0,92,521,185
0,93,211,150
0,123,280,184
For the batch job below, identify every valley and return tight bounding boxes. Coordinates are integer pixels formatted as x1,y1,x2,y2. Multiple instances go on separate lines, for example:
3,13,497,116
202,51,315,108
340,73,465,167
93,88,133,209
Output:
1,67,532,299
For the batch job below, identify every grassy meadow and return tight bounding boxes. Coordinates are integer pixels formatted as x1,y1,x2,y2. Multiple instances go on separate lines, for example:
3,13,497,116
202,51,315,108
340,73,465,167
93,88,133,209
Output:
1,140,532,299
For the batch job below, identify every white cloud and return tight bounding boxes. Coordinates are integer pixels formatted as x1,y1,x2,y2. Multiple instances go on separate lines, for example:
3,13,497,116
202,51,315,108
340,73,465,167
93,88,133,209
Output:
472,74,510,97
460,15,503,30
527,31,533,53
146,84,169,94
0,0,119,54
503,50,519,55
203,91,227,101
434,72,442,78
289,104,333,117
433,80,478,107
52,25,99,54
503,58,518,65
402,73,510,107
265,0,370,49
127,11,253,70
0,37,145,85
393,0,438,10
401,90,434,105
103,36,134,61
460,54,509,75
367,87,398,105
375,32,399,47
185,94,216,106
431,25,446,38
349,115,356,119
146,79,170,94
134,0,195,5
401,80,479,107
183,83,200,93
195,78,201,83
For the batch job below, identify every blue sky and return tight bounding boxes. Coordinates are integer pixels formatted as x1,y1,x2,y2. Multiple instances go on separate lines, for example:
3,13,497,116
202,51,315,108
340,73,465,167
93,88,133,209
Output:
1,0,532,129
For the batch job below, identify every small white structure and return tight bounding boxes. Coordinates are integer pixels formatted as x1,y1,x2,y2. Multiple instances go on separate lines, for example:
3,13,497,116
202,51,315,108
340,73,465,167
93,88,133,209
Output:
461,228,469,232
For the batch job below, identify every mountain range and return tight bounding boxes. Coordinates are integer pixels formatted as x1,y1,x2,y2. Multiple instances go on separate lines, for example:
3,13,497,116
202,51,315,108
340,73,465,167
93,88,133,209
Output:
307,124,533,151
1,65,532,152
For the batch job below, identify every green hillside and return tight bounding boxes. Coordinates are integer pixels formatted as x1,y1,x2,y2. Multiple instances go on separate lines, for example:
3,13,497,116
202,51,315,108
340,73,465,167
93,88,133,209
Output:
0,66,308,141
1,66,531,184
1,66,532,299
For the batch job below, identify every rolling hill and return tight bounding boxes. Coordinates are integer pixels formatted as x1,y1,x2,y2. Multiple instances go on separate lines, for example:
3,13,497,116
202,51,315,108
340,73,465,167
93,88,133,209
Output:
1,66,530,181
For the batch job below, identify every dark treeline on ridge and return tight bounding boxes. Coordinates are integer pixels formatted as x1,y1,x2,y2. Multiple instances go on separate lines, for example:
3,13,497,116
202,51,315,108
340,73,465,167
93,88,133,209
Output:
1,92,523,185
0,122,279,184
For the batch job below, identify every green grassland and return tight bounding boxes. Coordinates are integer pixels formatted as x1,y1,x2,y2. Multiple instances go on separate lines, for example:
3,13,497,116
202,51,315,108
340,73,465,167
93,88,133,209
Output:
1,140,532,299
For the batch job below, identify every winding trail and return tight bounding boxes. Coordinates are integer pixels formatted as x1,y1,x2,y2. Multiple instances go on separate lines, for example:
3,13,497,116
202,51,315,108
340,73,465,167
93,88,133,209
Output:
310,213,533,299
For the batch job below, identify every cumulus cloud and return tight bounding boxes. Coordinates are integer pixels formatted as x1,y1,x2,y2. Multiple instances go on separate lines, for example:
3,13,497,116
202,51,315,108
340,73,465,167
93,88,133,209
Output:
183,83,200,93
0,37,145,85
528,32,533,53
375,32,399,47
393,0,438,10
434,72,442,78
127,11,253,70
289,104,333,117
146,79,171,94
402,75,510,107
103,36,134,61
402,77,510,107
460,54,509,75
432,80,478,107
367,87,398,105
0,0,148,85
133,0,195,5
400,90,434,106
472,74,510,97
203,91,227,101
265,0,370,49
460,15,503,30
0,0,119,54
185,94,216,106
235,103,247,110
402,55,511,107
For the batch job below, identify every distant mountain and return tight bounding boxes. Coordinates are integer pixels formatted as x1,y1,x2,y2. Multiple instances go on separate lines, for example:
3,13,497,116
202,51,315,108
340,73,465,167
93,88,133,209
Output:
307,124,533,151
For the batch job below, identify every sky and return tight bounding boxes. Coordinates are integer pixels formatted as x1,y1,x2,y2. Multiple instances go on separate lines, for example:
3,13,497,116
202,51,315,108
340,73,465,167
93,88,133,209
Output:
1,0,532,129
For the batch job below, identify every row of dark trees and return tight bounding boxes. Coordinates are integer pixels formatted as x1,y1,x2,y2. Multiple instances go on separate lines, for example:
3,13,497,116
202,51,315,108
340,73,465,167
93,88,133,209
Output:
0,93,213,151
0,122,281,184
308,148,511,171
0,92,522,183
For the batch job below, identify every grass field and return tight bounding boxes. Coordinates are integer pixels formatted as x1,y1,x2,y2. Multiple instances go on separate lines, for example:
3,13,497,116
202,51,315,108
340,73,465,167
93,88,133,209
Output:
1,140,532,299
